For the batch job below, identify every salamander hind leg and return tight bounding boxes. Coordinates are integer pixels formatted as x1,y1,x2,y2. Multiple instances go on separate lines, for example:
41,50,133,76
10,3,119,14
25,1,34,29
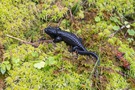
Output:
68,46,73,52
68,46,79,52
72,46,80,52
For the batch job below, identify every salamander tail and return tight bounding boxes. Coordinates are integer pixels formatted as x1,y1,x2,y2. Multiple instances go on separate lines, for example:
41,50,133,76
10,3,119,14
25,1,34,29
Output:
77,50,100,65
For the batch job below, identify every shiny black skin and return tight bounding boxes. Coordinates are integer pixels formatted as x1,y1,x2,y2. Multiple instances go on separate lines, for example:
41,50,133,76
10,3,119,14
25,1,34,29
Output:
44,27,99,61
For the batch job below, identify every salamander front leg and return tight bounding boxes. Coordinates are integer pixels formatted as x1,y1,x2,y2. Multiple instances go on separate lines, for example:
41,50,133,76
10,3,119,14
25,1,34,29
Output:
53,36,62,43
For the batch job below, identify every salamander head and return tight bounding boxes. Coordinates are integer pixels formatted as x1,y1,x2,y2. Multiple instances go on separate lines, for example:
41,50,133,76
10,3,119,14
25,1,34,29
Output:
44,27,61,36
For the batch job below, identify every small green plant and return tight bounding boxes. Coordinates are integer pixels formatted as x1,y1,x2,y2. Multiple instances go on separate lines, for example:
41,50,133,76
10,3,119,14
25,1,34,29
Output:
95,16,101,22
34,56,57,69
0,61,11,74
127,29,135,43
127,29,135,36
112,26,120,31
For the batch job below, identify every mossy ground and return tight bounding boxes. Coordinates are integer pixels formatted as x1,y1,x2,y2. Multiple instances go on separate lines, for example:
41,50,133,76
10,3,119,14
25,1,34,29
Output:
0,0,135,90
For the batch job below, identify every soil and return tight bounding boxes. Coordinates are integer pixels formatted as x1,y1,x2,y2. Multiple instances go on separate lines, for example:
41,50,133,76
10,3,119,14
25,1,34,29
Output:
0,42,4,62
0,77,5,90
0,43,5,90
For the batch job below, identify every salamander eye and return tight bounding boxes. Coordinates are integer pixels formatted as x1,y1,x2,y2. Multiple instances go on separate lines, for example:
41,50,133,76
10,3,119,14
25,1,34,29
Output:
44,28,48,32
48,27,52,29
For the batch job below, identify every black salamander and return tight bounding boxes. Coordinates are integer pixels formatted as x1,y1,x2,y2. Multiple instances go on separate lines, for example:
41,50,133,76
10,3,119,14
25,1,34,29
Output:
44,27,99,63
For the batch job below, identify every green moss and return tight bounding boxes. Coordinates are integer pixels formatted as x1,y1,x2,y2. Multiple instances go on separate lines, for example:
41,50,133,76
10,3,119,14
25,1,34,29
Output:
106,73,129,90
0,0,40,46
88,0,134,16
4,44,93,90
5,62,92,90
1,0,135,89
6,62,46,90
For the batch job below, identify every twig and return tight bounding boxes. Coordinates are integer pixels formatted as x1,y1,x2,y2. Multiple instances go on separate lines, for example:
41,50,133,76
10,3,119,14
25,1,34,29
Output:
116,71,128,77
109,20,135,38
114,10,124,24
57,18,63,27
89,58,100,80
6,34,39,47
6,34,53,47
69,8,74,23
